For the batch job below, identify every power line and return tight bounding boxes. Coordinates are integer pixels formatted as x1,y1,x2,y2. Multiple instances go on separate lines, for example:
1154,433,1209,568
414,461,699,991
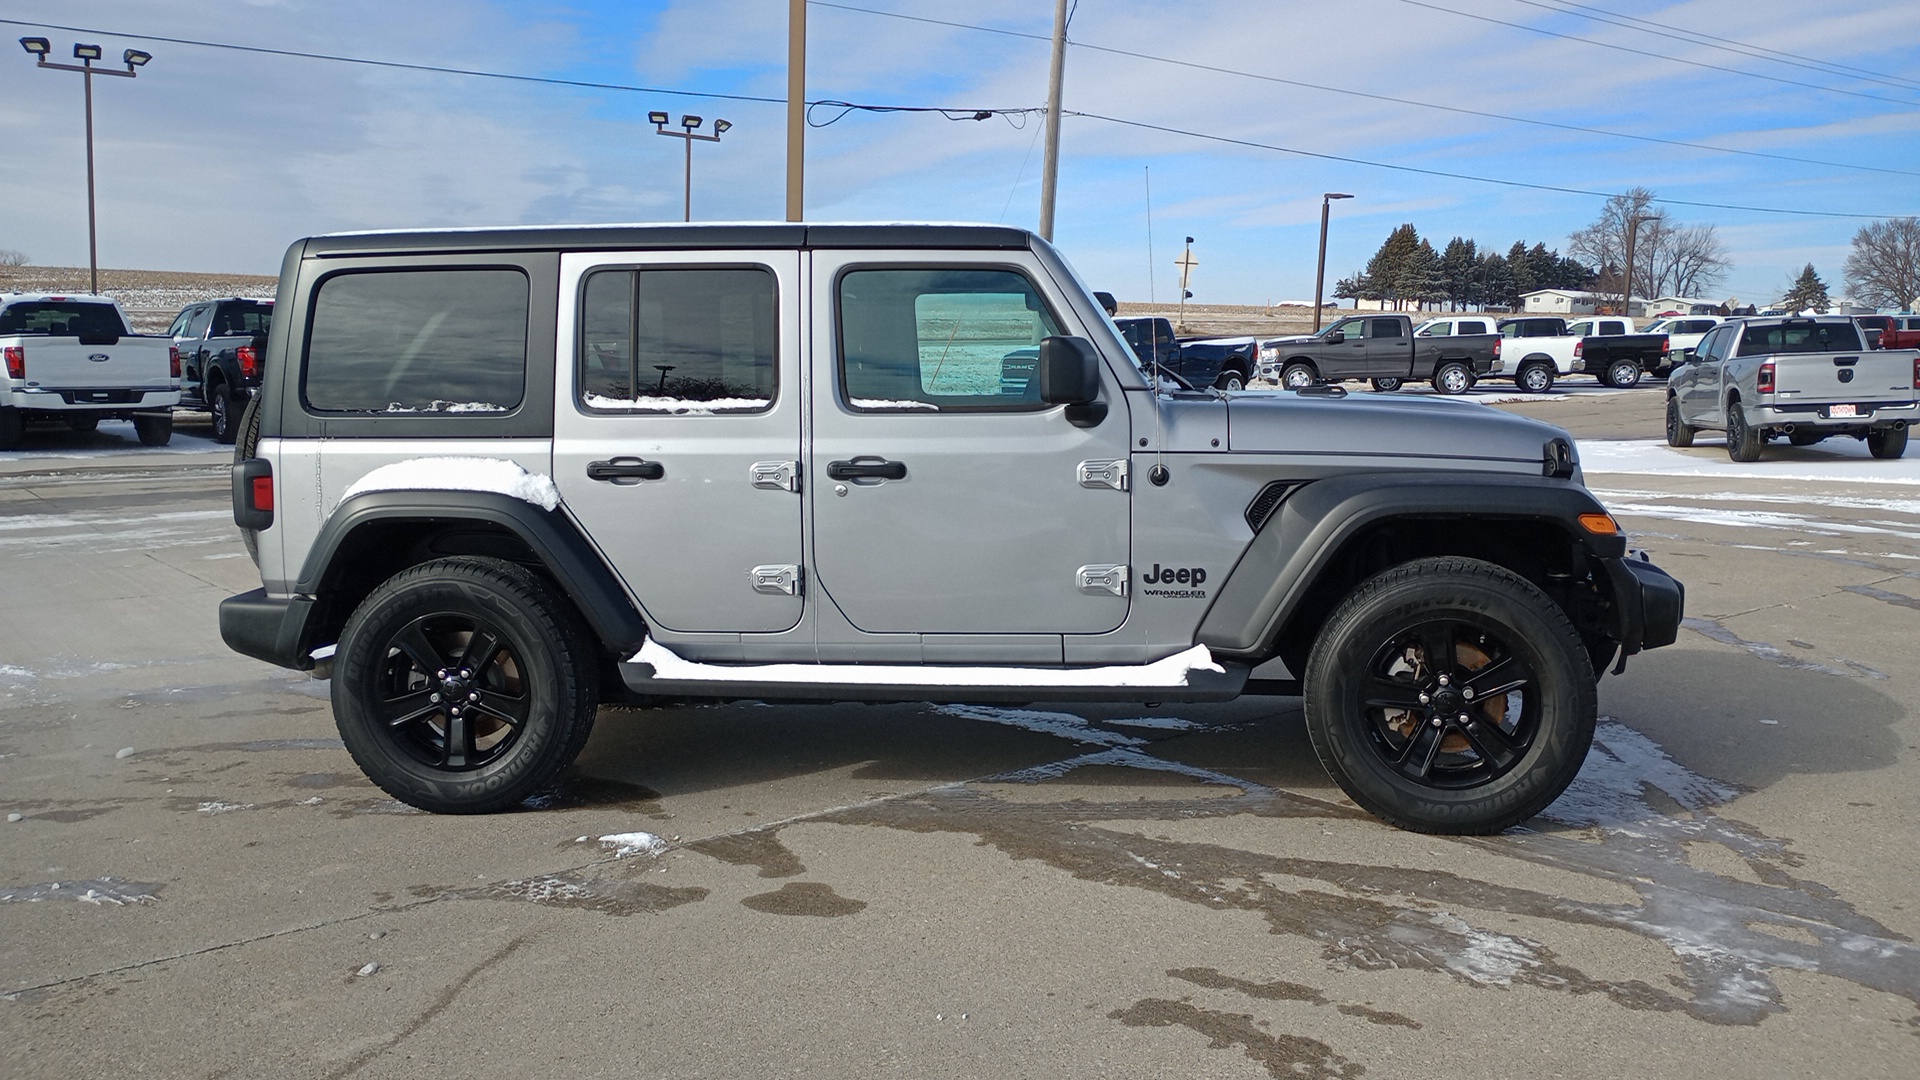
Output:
1066,111,1897,220
1515,0,1920,92
1393,0,1920,108
806,2,1917,178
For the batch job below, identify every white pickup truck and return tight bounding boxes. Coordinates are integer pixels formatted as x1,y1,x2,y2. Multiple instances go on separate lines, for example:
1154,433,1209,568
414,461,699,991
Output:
1640,315,1725,373
1496,316,1670,391
1,293,179,449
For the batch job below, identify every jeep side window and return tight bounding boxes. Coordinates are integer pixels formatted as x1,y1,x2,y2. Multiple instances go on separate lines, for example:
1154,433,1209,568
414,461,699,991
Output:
303,268,528,414
577,268,776,413
839,267,1062,411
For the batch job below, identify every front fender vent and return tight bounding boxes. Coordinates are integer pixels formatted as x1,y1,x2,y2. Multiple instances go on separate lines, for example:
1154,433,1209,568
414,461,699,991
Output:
1245,481,1304,533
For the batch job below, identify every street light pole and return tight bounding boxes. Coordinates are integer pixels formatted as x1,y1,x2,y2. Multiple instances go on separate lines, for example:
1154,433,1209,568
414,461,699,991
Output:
19,39,150,295
1622,213,1656,320
651,113,730,222
1313,193,1353,332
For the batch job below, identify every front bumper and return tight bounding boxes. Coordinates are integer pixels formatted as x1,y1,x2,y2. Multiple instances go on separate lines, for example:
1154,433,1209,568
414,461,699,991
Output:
219,588,318,670
1604,553,1684,660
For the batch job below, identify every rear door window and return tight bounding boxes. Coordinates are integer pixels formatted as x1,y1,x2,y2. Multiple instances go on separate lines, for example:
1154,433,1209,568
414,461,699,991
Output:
0,301,125,337
1370,318,1404,339
578,267,776,413
303,268,529,414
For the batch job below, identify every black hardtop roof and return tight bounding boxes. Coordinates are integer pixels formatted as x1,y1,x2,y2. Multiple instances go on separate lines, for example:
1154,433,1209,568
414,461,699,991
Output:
302,222,1037,258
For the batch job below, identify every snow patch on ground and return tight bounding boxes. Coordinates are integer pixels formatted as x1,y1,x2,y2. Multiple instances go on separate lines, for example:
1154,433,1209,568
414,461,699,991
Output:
341,457,561,511
598,832,669,858
1545,719,1738,829
0,878,162,905
633,638,1225,688
989,747,1272,795
934,705,1147,747
196,800,255,815
1580,438,1920,485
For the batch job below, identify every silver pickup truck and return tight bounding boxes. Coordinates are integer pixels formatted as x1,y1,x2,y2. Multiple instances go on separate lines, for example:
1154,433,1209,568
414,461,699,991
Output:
1667,316,1917,460
1,293,180,449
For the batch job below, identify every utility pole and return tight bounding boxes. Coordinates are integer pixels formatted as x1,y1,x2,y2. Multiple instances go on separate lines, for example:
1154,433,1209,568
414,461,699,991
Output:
1313,192,1353,332
1622,213,1655,320
786,0,805,222
1037,0,1069,241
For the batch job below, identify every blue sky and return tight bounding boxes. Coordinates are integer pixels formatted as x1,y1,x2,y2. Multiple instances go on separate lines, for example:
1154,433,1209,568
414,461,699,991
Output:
1,0,1915,306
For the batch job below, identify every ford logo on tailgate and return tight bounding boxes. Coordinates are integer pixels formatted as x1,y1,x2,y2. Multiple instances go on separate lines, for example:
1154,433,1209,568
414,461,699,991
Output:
87,353,110,363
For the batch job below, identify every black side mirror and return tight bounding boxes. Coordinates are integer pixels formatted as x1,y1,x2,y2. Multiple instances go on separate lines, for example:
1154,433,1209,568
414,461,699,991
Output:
1327,331,1346,344
1039,336,1101,405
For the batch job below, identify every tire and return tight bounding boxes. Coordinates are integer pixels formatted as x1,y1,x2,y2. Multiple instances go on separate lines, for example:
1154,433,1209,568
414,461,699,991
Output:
65,415,100,433
208,380,240,444
1517,363,1554,393
1370,378,1403,392
332,557,600,814
1725,401,1762,462
1787,429,1825,447
1868,425,1909,460
1664,396,1695,448
0,407,22,451
1215,370,1245,392
1281,362,1318,390
1432,361,1472,395
234,394,264,565
1602,359,1641,389
132,412,173,447
1302,556,1597,835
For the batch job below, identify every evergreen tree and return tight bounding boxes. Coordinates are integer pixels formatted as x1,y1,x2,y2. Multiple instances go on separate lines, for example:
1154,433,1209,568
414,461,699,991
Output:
1479,252,1516,310
1363,224,1424,309
1781,264,1830,312
1440,237,1478,310
1506,241,1536,303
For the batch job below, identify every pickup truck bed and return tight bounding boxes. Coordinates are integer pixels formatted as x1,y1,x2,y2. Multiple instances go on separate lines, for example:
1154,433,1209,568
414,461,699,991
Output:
1,294,180,449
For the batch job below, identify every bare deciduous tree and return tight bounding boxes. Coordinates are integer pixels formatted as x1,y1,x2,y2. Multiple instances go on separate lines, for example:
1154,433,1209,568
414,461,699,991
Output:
1568,189,1728,306
1844,218,1920,310
0,249,29,267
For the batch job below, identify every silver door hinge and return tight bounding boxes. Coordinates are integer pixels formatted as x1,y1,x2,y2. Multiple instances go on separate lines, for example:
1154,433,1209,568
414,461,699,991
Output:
1077,564,1129,597
750,460,801,492
750,564,803,596
1077,459,1128,491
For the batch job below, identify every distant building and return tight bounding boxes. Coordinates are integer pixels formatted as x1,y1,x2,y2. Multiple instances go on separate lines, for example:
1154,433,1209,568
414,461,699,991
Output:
1520,289,1602,316
1648,296,1721,316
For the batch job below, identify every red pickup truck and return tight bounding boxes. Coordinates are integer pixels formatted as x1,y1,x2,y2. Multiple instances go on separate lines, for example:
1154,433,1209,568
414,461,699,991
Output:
1878,315,1920,350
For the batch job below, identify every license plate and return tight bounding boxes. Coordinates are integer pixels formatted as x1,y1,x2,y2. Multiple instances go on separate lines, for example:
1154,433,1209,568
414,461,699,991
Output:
1829,404,1857,418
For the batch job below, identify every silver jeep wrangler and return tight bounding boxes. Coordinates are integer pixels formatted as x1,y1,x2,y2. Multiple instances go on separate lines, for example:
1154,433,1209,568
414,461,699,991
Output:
220,223,1682,834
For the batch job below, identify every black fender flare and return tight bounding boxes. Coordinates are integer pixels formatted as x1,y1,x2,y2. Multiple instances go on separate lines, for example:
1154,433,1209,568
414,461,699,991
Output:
1196,471,1625,659
294,489,648,659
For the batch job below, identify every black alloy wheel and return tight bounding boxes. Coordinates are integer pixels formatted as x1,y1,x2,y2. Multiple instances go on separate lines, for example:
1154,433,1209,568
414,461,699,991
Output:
209,384,238,444
1303,557,1595,834
1726,402,1762,462
1665,396,1695,447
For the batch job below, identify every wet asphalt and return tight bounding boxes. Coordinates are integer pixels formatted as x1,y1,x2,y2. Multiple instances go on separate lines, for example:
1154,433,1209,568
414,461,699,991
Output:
3,399,1919,1079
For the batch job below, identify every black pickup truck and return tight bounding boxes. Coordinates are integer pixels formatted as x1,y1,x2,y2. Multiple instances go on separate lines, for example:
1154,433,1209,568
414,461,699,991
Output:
166,298,273,442
1496,316,1670,391
1259,313,1500,394
1113,316,1257,389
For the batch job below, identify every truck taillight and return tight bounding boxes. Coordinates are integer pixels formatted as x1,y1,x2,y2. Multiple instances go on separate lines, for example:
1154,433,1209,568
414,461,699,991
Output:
169,346,181,379
1573,340,1584,358
1913,357,1919,390
237,345,259,380
3,345,22,379
1661,337,1671,356
1758,361,1775,393
233,459,273,531
1492,337,1501,358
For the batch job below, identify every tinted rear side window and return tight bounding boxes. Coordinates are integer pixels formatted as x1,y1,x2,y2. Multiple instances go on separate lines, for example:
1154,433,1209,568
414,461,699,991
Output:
1736,322,1863,356
578,267,776,412
0,301,125,337
304,269,528,414
214,301,273,337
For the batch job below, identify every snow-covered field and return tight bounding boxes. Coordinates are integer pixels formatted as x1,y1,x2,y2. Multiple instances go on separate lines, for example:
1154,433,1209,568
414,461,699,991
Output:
1580,436,1920,486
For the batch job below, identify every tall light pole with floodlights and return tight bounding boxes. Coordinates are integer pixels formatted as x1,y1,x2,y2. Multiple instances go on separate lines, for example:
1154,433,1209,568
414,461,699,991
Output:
652,112,730,223
1313,192,1353,332
19,38,151,295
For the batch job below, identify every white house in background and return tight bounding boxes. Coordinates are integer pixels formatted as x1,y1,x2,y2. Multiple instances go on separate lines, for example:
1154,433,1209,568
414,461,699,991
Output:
1649,295,1720,315
1520,289,1603,315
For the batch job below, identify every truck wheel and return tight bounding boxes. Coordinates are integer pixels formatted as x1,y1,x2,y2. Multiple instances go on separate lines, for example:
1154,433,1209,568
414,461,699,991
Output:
332,557,599,814
0,407,22,450
1664,397,1695,447
1602,359,1641,389
1868,425,1909,460
65,415,100,433
233,394,264,565
1215,371,1245,392
1369,378,1403,392
133,412,173,447
208,381,240,444
1281,362,1318,389
1433,362,1472,395
1725,402,1763,462
1302,556,1596,835
1517,363,1554,393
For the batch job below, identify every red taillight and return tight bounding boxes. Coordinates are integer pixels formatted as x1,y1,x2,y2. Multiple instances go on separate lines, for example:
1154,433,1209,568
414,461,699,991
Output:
1492,337,1501,358
237,345,258,381
169,346,181,379
1661,337,1671,356
1758,361,1775,393
250,474,274,512
1574,340,1584,358
3,345,22,379
1913,357,1919,390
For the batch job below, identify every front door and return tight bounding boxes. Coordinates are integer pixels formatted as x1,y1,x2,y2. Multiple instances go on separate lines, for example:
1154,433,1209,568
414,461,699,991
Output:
807,254,1133,642
552,251,804,634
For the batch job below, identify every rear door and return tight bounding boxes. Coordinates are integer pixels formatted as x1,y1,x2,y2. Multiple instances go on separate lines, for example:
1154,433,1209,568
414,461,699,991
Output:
807,253,1132,650
1366,316,1410,376
552,251,805,634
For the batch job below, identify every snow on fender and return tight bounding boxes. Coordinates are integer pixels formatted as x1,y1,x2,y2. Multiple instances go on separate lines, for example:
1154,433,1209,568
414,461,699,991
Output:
339,457,562,511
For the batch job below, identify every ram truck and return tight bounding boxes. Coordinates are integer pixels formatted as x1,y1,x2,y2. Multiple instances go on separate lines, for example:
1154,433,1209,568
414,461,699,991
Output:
1496,316,1669,391
167,298,274,443
1874,315,1920,350
0,293,179,449
217,222,1681,836
1667,315,1918,460
1259,313,1500,394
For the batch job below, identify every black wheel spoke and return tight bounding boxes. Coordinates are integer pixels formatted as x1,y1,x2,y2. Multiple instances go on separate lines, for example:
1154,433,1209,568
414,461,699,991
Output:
1462,656,1526,698
392,623,446,675
469,693,527,726
1419,623,1456,679
1395,722,1444,779
1459,717,1521,771
461,628,503,678
1364,675,1426,711
442,711,473,768
379,688,440,729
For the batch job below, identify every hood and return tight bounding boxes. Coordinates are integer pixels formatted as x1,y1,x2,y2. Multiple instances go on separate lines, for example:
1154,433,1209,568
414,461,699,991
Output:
1220,391,1575,472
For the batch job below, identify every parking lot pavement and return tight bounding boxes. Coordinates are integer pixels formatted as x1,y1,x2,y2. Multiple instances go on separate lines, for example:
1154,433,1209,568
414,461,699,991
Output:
4,394,1919,1079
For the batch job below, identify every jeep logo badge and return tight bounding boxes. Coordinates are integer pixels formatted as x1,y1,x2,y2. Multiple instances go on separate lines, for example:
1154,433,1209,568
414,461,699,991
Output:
88,353,110,363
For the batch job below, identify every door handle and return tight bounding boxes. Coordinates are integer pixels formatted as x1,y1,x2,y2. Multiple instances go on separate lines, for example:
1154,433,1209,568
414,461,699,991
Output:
826,459,906,481
587,457,665,482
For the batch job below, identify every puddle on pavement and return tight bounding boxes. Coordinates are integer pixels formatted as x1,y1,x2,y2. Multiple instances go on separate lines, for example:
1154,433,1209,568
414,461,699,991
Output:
1683,616,1888,679
687,829,806,878
0,878,162,906
740,882,866,917
518,771,664,813
1110,998,1365,1080
286,772,369,790
414,871,707,917
1167,967,1420,1029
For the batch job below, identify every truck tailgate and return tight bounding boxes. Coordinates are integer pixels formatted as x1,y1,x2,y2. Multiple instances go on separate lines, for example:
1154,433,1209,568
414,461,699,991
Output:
6,338,174,392
1773,349,1917,406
